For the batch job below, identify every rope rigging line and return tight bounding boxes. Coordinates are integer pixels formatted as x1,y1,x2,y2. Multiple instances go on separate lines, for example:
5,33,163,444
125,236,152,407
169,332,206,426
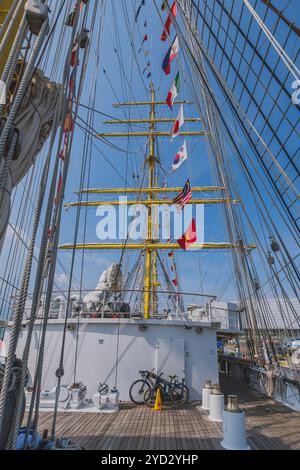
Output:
41,1,98,442
0,0,299,448
0,164,38,319
179,0,298,346
183,0,300,229
156,0,298,360
171,2,300,257
0,11,54,444
184,1,300,201
73,0,107,385
259,0,300,36
17,0,91,448
154,2,254,322
2,3,76,445
242,0,300,81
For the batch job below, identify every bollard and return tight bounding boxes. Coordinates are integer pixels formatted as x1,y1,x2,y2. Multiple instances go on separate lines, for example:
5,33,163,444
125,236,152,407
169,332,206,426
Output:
221,395,250,450
209,383,224,422
201,379,213,411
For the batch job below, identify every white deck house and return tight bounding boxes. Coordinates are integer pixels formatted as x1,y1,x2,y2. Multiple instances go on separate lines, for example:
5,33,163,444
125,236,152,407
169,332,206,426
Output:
5,317,220,402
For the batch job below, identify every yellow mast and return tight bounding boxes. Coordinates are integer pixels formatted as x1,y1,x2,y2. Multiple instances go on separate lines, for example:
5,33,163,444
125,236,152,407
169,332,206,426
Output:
77,187,226,194
60,242,257,250
97,131,206,137
112,100,193,107
60,89,255,319
64,198,239,208
144,86,156,320
0,0,26,76
103,118,201,124
152,175,159,317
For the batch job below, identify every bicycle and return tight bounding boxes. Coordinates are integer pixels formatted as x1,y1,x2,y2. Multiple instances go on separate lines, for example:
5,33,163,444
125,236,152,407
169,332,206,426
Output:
169,377,189,406
129,370,158,405
144,374,189,407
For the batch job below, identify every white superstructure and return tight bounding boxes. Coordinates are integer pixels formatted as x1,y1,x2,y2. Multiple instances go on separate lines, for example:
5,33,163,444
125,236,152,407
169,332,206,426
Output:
5,318,219,402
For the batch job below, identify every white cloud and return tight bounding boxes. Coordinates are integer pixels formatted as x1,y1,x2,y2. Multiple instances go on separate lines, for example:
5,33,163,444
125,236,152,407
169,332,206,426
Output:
55,273,69,287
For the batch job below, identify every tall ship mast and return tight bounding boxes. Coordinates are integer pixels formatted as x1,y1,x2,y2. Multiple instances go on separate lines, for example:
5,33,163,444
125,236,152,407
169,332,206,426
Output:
61,86,253,320
0,0,299,452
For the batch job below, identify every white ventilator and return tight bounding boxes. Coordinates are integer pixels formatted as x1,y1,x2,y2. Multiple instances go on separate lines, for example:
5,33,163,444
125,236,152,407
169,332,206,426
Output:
209,383,224,422
221,395,250,450
31,385,69,409
65,382,87,410
291,349,300,366
93,387,119,413
201,379,213,410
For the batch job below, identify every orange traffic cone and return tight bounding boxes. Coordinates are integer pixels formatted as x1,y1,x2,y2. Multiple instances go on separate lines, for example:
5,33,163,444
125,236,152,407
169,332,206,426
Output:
153,387,162,411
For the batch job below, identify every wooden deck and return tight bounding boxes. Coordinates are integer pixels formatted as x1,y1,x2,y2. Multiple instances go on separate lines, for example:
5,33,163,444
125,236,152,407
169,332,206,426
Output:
29,374,300,450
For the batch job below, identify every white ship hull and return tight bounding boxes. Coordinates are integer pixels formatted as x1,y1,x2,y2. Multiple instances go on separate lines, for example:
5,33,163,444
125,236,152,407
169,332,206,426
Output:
4,319,219,402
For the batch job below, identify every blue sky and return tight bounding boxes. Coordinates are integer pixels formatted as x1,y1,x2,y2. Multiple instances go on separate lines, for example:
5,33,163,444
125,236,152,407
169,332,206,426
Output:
56,0,237,303
1,0,299,316
56,0,299,306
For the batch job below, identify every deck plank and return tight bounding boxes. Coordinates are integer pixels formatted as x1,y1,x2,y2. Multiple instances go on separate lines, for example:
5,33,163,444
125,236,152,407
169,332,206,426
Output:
23,375,300,450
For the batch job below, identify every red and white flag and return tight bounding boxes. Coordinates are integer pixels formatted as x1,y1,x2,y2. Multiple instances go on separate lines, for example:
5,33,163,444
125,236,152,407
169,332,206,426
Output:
161,1,177,41
71,41,79,67
64,112,74,132
177,218,197,250
162,35,179,75
172,178,192,209
55,174,63,204
170,104,184,139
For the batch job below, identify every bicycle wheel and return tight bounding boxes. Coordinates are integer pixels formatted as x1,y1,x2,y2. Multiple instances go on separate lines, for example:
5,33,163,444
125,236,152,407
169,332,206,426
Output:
144,388,155,408
129,380,151,405
170,385,189,406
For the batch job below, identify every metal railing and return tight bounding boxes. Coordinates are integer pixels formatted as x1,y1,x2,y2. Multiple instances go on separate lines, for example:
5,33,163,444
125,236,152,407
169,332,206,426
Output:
15,288,219,322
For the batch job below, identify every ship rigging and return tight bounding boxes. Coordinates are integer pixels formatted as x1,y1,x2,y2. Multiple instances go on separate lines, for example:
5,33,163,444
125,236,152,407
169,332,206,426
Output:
0,0,299,450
